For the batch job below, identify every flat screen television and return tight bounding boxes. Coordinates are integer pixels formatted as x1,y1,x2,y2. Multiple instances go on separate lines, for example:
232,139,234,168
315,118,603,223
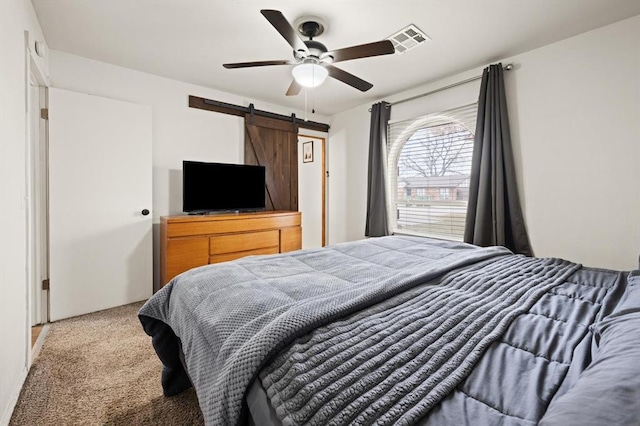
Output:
182,161,266,213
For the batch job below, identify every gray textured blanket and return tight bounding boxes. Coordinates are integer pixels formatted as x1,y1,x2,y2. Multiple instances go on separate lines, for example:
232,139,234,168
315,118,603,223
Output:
260,253,580,425
139,236,577,425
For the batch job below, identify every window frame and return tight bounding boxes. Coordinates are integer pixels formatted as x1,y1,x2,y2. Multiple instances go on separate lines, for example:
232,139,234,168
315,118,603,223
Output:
386,104,477,241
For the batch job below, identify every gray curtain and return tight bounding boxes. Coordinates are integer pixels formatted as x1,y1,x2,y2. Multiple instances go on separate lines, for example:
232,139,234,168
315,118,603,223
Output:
365,101,391,237
464,64,532,256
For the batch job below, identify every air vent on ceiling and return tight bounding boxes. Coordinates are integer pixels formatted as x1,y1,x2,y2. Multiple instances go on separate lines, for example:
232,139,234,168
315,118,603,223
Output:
386,24,430,54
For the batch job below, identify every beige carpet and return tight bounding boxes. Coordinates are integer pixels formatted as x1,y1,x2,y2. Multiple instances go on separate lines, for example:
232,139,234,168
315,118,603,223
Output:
10,302,203,425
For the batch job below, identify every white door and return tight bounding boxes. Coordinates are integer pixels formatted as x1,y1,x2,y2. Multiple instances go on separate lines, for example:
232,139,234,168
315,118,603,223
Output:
49,88,152,321
298,135,325,249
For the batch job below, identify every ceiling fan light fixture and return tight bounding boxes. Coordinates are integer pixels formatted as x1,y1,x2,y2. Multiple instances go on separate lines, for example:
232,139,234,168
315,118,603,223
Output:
224,10,393,95
292,63,328,88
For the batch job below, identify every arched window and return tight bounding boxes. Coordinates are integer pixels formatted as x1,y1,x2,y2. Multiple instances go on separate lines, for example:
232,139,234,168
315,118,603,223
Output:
387,104,476,241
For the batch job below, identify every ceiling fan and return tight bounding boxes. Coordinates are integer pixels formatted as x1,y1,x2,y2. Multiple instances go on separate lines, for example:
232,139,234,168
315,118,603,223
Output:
223,9,395,96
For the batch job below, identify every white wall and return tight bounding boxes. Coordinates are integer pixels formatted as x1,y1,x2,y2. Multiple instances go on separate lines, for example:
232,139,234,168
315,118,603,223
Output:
298,135,324,249
0,1,50,423
327,105,371,244
49,51,330,288
505,15,639,271
329,15,640,271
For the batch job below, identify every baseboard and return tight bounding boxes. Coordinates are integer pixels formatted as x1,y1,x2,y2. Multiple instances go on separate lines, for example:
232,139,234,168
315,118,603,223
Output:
0,367,28,426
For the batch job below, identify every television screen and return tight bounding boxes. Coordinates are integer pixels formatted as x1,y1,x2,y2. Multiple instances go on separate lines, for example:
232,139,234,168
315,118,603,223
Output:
182,161,266,213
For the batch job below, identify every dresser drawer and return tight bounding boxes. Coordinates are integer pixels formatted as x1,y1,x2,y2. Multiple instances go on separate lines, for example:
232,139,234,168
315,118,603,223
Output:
280,226,302,253
166,237,209,282
209,246,279,264
209,230,279,255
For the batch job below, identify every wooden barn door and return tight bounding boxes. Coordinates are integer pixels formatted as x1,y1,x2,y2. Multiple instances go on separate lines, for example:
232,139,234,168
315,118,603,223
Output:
244,114,299,211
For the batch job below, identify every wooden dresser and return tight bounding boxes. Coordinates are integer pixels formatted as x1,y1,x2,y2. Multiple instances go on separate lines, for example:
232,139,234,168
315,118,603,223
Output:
160,211,301,286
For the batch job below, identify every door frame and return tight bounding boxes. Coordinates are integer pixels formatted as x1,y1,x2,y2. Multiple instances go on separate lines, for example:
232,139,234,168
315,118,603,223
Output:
25,32,50,368
299,133,327,247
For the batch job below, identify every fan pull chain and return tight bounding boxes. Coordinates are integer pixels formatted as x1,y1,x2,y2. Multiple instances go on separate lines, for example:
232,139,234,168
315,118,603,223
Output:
304,87,308,122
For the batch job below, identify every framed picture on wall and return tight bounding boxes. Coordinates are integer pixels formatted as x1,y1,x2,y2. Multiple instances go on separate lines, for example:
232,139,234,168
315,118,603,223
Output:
303,141,314,163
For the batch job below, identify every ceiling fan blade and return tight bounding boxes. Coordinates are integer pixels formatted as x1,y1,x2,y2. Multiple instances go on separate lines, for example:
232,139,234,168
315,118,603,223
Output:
324,40,395,63
286,80,301,96
223,60,294,69
260,9,309,54
324,64,374,92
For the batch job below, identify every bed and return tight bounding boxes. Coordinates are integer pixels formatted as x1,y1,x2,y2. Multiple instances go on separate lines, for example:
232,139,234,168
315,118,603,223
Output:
138,235,640,425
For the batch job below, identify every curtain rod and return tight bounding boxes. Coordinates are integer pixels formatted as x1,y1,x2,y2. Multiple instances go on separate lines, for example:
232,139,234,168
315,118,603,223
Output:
373,64,513,111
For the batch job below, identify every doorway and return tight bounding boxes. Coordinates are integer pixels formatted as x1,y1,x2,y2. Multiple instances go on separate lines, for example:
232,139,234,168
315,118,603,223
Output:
298,134,326,249
25,44,51,366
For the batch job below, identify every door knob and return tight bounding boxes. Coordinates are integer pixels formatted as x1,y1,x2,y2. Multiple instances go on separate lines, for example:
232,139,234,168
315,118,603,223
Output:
141,209,150,216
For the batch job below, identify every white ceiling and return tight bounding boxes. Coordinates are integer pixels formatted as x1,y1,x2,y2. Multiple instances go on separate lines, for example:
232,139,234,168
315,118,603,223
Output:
32,0,640,116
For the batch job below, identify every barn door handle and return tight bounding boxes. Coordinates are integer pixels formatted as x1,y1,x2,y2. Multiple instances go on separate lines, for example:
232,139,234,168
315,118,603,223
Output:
141,209,150,216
